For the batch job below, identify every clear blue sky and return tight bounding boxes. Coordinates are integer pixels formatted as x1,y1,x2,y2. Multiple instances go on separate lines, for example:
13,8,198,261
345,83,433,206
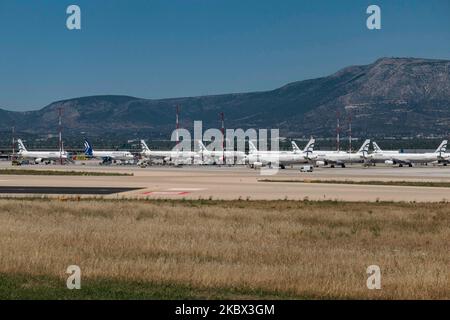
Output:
0,0,449,110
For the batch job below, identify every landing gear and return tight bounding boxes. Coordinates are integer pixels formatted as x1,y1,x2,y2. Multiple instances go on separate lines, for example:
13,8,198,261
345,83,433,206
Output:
341,164,346,168
280,164,286,169
330,164,335,168
408,163,413,167
399,164,403,167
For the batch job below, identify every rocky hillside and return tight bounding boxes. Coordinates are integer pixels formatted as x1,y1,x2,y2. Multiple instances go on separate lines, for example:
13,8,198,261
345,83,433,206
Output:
1,57,449,138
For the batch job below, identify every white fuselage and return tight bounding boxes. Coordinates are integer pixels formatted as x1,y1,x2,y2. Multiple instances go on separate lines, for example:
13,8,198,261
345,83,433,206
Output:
199,150,246,164
92,150,134,161
141,149,199,164
310,151,364,165
19,150,68,162
247,151,309,166
369,152,443,164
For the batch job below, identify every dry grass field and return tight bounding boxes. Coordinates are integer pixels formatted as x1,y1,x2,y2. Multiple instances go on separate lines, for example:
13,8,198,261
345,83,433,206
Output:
0,198,448,299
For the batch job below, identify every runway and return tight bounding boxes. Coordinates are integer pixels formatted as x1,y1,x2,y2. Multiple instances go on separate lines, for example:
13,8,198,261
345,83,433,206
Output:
0,186,141,195
1,162,450,202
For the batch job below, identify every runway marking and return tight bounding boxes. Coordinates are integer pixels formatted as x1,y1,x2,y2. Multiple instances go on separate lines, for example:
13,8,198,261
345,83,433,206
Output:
142,191,190,196
167,188,205,191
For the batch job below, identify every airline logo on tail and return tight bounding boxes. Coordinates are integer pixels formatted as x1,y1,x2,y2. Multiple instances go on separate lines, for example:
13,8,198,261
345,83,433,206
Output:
358,139,371,156
84,139,93,156
435,140,447,155
372,142,383,153
140,140,150,153
248,141,258,154
291,141,301,153
303,138,315,154
17,139,27,153
198,140,209,153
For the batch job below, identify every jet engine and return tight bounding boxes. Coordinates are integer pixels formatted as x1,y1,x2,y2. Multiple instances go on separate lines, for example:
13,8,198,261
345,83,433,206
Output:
252,161,263,169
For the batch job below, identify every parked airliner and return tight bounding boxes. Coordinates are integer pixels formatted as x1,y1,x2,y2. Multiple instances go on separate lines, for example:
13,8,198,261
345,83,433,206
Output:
84,139,134,163
368,140,448,167
140,139,199,165
17,139,68,164
308,139,371,168
197,141,246,165
246,139,314,168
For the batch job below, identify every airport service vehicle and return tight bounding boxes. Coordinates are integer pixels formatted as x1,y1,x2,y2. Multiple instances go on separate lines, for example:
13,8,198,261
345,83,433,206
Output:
84,139,134,164
140,140,200,165
309,139,371,168
368,140,448,167
197,141,246,165
246,140,313,169
300,165,313,172
17,139,68,164
11,160,22,166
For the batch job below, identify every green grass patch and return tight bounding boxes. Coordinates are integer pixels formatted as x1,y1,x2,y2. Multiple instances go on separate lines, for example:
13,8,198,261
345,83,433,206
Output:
0,273,306,300
259,179,450,188
0,169,132,177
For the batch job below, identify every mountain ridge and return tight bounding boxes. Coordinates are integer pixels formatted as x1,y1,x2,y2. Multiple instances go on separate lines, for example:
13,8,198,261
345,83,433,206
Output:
1,57,449,138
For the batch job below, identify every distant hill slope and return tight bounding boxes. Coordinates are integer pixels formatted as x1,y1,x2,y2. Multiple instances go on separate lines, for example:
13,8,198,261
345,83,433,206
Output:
1,57,449,138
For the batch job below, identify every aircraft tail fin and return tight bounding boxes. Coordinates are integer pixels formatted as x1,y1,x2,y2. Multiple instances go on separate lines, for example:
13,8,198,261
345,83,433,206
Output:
358,139,371,154
303,138,315,153
140,140,150,153
17,139,27,153
435,140,447,154
291,141,301,153
198,140,208,153
372,142,383,153
248,141,258,154
84,139,93,156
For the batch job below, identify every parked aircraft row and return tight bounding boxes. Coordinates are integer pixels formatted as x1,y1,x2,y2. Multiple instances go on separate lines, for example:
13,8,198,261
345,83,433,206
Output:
138,138,449,168
12,138,449,168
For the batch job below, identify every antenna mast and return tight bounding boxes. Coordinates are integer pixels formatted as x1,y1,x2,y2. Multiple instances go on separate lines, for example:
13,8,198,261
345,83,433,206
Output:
11,125,15,161
336,110,340,152
175,105,180,150
58,107,63,165
348,113,352,152
220,112,225,164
